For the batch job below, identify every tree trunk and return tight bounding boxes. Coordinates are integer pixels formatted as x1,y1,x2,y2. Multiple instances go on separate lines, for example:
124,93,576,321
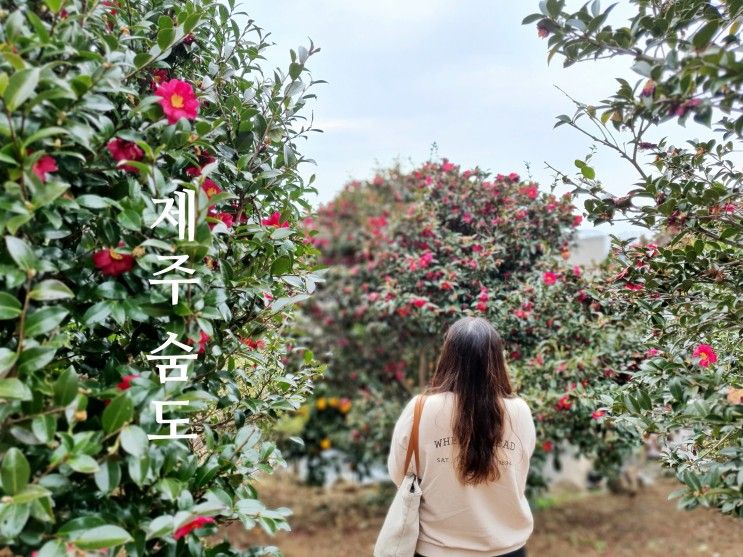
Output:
418,351,427,390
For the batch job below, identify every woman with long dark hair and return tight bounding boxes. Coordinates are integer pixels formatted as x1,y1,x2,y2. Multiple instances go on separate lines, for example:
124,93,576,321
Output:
387,317,536,557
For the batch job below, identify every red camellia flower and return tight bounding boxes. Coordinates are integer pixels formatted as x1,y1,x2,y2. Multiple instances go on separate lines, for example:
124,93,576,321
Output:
107,138,144,172
543,271,558,285
572,215,583,227
197,331,209,354
645,348,661,358
542,440,554,452
32,155,57,182
591,409,607,420
117,374,140,391
151,68,169,91
242,338,266,350
625,282,644,291
93,248,135,276
692,344,717,367
262,211,290,228
201,178,222,200
514,309,528,319
537,24,550,38
173,516,215,540
556,395,572,411
208,211,233,229
154,79,200,124
411,298,427,309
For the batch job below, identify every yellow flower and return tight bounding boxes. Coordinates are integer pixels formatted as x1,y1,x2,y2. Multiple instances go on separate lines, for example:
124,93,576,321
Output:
319,438,332,450
328,397,339,409
339,399,352,414
297,405,309,417
315,398,327,411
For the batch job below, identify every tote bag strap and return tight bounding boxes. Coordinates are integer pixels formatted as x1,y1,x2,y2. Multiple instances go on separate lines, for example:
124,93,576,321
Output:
402,394,427,477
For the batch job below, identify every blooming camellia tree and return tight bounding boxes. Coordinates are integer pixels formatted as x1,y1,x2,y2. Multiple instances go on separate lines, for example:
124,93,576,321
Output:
299,161,644,490
527,0,743,516
0,0,323,554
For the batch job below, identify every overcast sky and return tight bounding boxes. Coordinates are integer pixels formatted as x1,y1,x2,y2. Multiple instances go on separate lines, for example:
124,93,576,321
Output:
246,1,710,237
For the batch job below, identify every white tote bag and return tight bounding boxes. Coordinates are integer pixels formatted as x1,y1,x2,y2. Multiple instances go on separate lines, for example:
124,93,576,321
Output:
374,395,427,557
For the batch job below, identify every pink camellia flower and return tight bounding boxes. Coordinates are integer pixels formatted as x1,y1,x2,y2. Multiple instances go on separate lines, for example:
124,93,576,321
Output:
173,516,216,540
441,159,455,172
32,155,58,182
197,331,209,354
543,271,558,285
508,172,520,182
439,280,453,291
107,138,144,172
572,265,581,277
117,374,140,391
520,184,538,200
572,215,583,227
591,409,607,420
262,211,290,228
645,348,660,358
514,309,528,319
537,24,549,38
542,440,554,452
625,282,644,291
641,79,655,97
692,344,717,367
556,395,572,411
419,251,434,268
476,301,488,312
154,79,200,124
372,175,384,186
515,210,527,220
93,248,135,276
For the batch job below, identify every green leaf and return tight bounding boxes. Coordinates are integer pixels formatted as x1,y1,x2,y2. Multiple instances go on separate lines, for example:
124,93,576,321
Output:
17,346,56,375
0,378,32,401
94,460,121,493
145,515,173,540
102,395,133,433
32,180,69,208
11,484,51,504
53,368,79,406
693,20,719,50
0,292,22,319
4,67,40,111
43,0,64,13
29,279,74,301
0,348,18,377
36,540,66,557
76,195,110,209
580,165,596,179
5,236,38,271
22,126,68,148
157,28,176,50
1,448,30,494
31,414,56,443
120,425,148,457
23,306,68,337
68,454,99,474
74,525,133,550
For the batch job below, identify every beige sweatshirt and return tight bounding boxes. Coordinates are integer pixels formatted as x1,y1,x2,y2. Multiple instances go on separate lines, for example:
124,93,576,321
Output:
387,392,536,557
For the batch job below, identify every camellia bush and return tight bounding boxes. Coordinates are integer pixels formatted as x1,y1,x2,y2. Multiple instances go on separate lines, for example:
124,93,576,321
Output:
297,161,645,490
0,0,324,555
527,0,742,516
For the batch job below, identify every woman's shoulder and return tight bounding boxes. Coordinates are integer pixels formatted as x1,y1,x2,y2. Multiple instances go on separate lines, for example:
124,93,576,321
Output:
503,395,532,414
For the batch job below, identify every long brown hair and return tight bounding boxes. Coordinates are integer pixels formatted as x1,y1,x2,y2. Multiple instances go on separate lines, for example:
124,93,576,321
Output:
428,316,514,485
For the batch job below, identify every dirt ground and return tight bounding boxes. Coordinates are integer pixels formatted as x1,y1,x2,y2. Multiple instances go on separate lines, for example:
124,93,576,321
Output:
226,472,743,557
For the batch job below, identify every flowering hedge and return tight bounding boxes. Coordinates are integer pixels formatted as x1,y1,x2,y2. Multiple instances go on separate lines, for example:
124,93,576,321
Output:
527,0,742,516
0,0,323,554
298,161,644,489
